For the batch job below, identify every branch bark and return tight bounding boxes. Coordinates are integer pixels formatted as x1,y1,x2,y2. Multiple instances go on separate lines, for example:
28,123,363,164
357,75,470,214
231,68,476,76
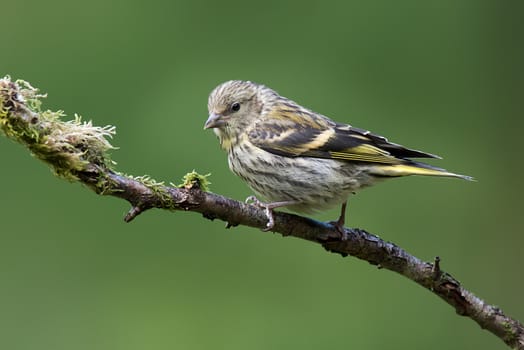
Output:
1,76,522,349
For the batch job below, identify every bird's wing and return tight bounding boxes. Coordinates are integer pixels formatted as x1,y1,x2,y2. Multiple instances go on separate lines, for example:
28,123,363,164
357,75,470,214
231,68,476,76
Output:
248,109,439,164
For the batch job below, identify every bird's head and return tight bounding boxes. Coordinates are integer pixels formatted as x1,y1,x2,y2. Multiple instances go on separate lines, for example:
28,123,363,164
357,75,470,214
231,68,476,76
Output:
205,80,276,146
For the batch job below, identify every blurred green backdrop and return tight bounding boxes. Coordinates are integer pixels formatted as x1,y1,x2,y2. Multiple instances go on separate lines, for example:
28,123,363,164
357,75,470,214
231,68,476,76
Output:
1,1,522,349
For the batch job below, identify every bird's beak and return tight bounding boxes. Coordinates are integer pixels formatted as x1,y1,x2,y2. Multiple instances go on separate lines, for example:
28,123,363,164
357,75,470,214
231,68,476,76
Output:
204,113,225,129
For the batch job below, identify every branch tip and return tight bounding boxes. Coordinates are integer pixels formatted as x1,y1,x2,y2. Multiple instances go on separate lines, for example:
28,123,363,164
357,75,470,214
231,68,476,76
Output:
124,206,145,222
432,256,442,280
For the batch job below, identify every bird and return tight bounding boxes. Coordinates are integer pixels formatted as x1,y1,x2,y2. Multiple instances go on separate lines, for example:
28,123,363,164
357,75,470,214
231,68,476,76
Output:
204,80,472,234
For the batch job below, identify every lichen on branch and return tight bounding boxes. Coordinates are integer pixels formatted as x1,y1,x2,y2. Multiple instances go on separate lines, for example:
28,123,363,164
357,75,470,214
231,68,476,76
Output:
0,75,211,218
0,76,117,180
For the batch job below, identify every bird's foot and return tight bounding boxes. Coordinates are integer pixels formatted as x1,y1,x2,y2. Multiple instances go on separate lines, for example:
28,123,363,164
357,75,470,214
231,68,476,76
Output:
245,196,296,231
328,201,348,240
329,217,348,241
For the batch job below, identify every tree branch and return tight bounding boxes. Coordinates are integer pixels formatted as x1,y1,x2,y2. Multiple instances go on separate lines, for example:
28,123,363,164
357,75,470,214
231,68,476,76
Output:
1,76,522,349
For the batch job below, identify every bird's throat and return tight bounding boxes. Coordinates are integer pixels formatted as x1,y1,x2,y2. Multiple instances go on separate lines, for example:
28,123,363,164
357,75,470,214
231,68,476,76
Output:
216,128,238,151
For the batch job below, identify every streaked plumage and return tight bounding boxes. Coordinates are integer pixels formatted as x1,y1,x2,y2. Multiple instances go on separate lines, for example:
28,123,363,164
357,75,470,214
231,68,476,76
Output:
205,80,472,231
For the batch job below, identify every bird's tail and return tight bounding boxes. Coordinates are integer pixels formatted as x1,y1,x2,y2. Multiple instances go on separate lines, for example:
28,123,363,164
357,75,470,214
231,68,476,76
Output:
369,161,474,181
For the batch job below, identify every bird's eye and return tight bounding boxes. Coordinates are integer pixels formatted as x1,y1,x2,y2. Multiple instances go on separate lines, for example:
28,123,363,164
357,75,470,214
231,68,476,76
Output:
230,102,241,112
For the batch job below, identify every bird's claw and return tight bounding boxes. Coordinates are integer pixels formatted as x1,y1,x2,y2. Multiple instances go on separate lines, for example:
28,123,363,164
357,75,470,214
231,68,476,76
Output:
245,195,261,205
245,196,275,231
329,220,348,240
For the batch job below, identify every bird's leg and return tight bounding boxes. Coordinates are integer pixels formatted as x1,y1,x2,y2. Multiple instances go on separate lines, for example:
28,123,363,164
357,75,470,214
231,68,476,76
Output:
330,201,348,240
245,196,297,231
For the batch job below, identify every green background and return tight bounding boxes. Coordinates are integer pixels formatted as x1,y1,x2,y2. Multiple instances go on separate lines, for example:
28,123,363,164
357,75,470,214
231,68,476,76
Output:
1,1,522,349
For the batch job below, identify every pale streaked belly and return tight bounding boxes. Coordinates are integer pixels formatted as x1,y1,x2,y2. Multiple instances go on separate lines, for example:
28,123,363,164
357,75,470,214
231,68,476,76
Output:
227,142,376,213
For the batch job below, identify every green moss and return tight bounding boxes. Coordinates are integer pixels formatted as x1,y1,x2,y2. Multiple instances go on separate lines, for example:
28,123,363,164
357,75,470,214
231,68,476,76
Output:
114,173,174,208
177,170,211,191
126,174,165,188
